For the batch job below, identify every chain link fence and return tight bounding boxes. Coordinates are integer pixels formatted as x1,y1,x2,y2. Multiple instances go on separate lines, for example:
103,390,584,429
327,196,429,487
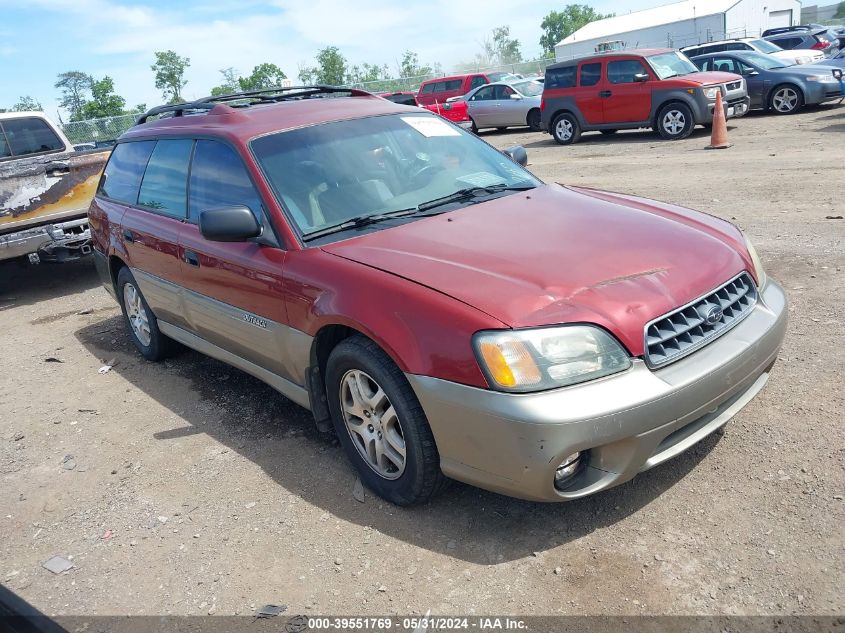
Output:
61,112,142,146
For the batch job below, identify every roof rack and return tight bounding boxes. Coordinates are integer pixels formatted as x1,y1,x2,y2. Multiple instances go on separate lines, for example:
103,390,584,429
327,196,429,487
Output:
135,85,372,125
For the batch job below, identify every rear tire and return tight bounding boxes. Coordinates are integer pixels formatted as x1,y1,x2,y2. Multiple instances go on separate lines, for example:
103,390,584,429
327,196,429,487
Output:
326,335,448,506
470,118,479,134
656,102,695,140
551,112,581,145
527,109,542,132
769,84,804,114
116,267,180,361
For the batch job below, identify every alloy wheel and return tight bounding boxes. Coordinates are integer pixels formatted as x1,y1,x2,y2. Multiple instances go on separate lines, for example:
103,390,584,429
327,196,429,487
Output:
662,110,686,136
339,369,406,479
773,87,799,113
555,118,573,141
123,282,151,347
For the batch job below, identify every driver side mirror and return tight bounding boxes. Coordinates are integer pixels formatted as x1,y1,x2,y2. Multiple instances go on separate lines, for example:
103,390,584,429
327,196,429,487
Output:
509,93,523,100
633,73,649,82
833,69,844,80
199,206,262,242
503,145,528,166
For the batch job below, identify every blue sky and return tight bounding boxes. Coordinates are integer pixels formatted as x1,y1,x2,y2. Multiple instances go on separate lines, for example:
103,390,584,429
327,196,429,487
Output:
2,0,661,118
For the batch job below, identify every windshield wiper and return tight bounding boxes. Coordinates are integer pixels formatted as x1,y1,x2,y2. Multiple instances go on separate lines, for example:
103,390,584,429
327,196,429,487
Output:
301,183,536,242
417,183,535,212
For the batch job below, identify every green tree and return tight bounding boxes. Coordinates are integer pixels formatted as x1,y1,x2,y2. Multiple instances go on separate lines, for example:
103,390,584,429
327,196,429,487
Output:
491,26,523,65
835,1,845,18
299,46,348,85
539,4,615,55
349,62,388,84
55,71,93,119
210,67,240,96
151,50,190,103
238,63,288,91
398,50,433,78
76,76,126,120
12,95,43,111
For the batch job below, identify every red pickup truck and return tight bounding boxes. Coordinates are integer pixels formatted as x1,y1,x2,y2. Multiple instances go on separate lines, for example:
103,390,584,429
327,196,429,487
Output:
89,86,786,505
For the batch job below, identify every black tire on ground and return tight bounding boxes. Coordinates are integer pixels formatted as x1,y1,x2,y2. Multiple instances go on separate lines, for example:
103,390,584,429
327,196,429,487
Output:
551,112,581,145
470,118,479,134
527,109,542,132
768,84,804,115
655,102,695,140
325,335,448,506
116,267,180,362
600,129,618,135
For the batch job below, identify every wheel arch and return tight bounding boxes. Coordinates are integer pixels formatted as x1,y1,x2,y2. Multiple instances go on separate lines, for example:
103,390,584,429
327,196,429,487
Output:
653,97,697,130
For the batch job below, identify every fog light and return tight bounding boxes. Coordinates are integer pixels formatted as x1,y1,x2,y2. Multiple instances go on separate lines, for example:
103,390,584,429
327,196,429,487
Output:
554,452,582,488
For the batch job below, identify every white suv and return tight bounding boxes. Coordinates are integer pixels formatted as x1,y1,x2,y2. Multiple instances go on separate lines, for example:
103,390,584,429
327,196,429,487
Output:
681,38,824,66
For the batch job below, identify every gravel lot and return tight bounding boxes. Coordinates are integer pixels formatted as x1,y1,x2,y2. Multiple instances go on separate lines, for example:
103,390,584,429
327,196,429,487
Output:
1,104,843,618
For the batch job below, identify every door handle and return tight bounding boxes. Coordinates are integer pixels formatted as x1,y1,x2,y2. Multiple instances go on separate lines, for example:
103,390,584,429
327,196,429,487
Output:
123,229,135,243
183,250,200,267
599,90,612,98
46,162,71,176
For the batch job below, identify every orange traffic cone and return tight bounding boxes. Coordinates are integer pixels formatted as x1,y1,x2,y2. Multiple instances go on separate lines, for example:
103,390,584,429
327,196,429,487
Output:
706,91,732,150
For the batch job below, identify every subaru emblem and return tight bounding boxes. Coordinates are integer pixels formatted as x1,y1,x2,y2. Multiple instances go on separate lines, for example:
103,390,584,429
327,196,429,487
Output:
705,305,723,326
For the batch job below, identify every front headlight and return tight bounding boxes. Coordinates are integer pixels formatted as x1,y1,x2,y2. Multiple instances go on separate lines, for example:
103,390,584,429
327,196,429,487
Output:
473,326,632,393
702,86,720,99
744,234,767,289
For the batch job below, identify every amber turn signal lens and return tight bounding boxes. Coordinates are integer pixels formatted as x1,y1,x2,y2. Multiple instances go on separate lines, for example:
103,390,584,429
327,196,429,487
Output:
478,340,541,388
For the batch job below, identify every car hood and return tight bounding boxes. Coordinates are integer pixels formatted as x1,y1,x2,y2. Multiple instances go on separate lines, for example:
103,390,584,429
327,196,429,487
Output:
322,184,753,356
681,71,742,85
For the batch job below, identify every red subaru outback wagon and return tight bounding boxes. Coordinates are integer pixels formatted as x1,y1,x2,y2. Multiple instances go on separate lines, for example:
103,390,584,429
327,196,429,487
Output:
89,86,786,505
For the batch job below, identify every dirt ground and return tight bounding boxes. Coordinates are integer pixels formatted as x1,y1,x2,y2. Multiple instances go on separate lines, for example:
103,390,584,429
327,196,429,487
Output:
1,105,843,619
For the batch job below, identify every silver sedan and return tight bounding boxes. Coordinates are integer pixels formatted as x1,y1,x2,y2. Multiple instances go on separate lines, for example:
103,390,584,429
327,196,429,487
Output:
464,79,543,133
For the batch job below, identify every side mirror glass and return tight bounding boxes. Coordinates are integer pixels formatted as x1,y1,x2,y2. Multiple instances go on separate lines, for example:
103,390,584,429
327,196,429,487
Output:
503,145,528,166
633,73,650,82
199,206,261,242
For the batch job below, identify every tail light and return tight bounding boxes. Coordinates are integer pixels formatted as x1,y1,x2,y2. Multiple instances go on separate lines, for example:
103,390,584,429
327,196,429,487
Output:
540,98,546,111
811,40,830,50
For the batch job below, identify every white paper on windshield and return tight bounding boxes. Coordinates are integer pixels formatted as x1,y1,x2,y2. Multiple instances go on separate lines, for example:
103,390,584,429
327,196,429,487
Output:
456,172,507,188
401,116,461,137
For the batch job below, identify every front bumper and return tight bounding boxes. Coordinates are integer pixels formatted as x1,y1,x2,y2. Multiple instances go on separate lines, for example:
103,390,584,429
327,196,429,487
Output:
703,96,750,122
408,278,787,502
804,81,845,104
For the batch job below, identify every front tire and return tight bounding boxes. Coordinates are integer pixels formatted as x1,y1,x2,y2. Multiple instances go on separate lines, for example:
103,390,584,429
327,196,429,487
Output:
656,102,695,140
551,112,581,145
769,84,804,114
116,267,180,361
326,335,447,506
469,118,479,134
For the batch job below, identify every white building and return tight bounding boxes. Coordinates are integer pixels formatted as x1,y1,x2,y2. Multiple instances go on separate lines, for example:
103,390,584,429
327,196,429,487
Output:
554,0,804,61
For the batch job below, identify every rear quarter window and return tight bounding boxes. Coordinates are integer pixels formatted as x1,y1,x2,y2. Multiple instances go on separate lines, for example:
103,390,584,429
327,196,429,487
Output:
545,66,576,89
99,141,156,204
0,117,65,158
137,139,194,218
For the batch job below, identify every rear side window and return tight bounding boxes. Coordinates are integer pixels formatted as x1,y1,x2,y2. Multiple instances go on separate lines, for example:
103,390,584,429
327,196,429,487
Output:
580,63,602,86
99,141,156,204
189,140,262,223
435,79,462,92
607,60,648,84
773,37,802,48
0,117,65,157
545,66,576,89
421,83,435,94
470,76,487,90
137,139,193,218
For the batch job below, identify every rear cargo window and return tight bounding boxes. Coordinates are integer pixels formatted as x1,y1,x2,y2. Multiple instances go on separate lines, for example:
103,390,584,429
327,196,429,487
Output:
137,139,193,219
0,117,64,157
580,63,602,87
99,140,156,204
188,140,262,223
545,66,576,89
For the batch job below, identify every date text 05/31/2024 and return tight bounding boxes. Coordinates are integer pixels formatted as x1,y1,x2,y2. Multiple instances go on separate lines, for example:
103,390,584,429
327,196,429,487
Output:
306,617,528,630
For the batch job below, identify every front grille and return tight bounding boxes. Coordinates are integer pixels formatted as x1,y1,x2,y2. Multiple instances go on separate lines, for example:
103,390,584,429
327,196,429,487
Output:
644,272,758,368
726,81,742,91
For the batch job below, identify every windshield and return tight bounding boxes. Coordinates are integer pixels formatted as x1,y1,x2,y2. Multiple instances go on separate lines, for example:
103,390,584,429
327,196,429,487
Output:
751,39,783,54
647,52,699,79
742,52,788,69
513,80,543,97
251,113,540,243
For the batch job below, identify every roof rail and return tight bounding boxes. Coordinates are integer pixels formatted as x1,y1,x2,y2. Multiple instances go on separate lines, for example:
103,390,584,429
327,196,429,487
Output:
135,85,372,125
